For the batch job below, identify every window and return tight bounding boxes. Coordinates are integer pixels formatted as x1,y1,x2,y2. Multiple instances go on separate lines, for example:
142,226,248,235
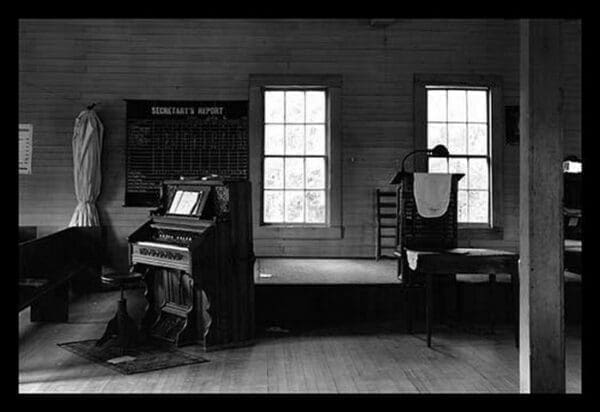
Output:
263,90,327,224
414,74,504,233
249,74,342,240
426,87,491,224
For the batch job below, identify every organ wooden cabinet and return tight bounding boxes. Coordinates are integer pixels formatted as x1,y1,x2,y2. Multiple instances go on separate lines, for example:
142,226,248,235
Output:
128,178,254,350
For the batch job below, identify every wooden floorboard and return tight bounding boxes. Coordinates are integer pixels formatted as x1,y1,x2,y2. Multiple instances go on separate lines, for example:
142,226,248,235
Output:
18,288,581,394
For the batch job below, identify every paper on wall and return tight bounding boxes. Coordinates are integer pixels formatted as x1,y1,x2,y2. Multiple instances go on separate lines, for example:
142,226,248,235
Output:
19,124,33,174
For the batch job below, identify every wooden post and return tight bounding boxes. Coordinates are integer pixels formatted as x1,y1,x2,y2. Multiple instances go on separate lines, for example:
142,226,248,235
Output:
519,19,565,393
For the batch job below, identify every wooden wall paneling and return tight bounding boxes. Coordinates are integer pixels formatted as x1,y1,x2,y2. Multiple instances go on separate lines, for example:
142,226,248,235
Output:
18,19,581,267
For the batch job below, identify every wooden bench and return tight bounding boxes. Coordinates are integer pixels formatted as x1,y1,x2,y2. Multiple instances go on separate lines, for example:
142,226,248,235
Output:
19,227,102,322
19,226,37,243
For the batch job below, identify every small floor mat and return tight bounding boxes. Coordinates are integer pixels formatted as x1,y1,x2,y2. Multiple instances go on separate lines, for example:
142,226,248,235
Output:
58,339,208,375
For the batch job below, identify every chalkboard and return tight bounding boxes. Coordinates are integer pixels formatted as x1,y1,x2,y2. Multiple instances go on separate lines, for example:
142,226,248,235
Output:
125,99,248,206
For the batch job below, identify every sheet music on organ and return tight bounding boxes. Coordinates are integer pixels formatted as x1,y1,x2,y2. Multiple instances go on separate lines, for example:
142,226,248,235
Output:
168,190,201,215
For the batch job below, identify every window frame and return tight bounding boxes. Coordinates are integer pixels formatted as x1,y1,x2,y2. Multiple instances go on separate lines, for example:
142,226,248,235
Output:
414,74,504,237
249,74,343,240
262,87,329,225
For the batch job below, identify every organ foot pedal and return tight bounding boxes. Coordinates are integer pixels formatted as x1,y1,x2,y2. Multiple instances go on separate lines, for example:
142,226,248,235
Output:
149,302,192,346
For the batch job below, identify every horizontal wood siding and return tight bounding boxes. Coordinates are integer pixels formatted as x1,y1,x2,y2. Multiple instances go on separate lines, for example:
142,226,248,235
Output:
18,19,581,269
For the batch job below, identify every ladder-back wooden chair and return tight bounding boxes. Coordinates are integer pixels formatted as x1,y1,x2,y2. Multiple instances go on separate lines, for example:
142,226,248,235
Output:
375,188,398,260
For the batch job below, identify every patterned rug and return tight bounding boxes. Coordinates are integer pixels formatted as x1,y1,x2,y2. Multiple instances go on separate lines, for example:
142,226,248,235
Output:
58,339,208,375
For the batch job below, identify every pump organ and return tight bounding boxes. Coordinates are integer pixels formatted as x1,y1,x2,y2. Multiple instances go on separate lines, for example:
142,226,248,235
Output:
128,179,254,350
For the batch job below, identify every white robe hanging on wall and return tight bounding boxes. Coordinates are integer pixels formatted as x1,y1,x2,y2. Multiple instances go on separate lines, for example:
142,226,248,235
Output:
69,109,104,227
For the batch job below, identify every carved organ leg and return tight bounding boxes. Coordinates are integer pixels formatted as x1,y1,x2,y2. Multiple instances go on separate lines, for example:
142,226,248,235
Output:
200,289,212,341
140,266,159,339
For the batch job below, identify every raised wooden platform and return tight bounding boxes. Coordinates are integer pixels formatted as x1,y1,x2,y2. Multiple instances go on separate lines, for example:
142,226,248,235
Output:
254,258,400,285
253,258,581,332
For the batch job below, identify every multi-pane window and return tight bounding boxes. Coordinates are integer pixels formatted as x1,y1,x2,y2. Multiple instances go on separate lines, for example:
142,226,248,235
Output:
263,90,327,224
426,87,491,224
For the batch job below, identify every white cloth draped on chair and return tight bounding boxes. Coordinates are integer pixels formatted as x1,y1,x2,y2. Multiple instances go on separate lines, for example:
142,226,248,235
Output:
69,108,104,227
412,172,452,218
